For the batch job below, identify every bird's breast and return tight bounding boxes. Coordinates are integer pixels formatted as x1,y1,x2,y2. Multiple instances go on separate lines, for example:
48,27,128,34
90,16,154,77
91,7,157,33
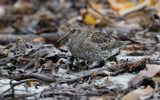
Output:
68,37,83,58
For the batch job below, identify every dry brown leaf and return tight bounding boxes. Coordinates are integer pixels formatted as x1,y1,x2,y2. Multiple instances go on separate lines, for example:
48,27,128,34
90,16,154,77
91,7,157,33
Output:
13,0,34,14
122,85,154,100
130,64,160,86
85,1,108,26
87,1,104,20
109,0,158,16
147,0,156,6
82,13,96,25
33,37,46,43
26,80,38,87
108,0,135,12
153,74,160,83
89,94,110,100
89,1,102,10
155,2,160,16
123,44,145,51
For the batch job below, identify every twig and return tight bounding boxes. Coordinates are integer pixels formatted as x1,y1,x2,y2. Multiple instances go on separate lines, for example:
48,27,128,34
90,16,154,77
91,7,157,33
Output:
7,73,56,83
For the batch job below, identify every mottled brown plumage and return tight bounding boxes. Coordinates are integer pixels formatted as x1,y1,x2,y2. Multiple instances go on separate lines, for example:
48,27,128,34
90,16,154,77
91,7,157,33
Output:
59,25,126,62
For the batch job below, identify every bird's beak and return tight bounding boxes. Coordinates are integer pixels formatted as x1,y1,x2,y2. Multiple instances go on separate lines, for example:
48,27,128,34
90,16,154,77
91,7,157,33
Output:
57,32,69,43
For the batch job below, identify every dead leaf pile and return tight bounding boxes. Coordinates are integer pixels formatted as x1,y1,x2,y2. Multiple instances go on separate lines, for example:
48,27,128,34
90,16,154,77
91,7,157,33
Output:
0,0,159,100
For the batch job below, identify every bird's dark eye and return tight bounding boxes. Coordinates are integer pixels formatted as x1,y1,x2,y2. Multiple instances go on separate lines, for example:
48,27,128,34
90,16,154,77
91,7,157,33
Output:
70,29,76,33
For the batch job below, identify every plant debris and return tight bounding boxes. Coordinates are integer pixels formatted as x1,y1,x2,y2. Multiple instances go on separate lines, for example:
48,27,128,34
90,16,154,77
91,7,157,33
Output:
0,0,159,100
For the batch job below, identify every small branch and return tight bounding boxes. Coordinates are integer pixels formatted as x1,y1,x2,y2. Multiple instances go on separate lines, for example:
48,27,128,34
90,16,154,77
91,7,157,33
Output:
7,73,56,83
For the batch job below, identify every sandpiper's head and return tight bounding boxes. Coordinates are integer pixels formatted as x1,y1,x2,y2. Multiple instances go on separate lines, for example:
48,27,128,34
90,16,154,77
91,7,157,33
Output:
57,25,81,43
67,25,81,36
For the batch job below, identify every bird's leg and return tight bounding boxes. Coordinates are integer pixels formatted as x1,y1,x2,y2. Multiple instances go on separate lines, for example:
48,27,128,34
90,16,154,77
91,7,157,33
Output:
75,60,88,71
68,57,88,71
68,56,77,71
